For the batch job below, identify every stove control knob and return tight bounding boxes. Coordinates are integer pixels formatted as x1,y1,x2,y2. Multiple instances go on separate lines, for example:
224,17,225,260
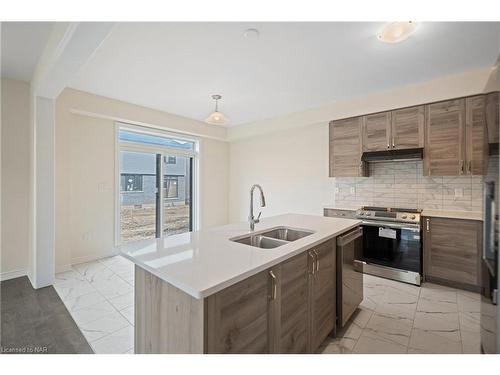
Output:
402,214,408,219
366,212,371,216
411,215,416,220
359,212,364,216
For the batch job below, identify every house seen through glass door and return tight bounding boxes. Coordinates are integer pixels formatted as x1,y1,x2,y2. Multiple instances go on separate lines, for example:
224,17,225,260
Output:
118,127,196,244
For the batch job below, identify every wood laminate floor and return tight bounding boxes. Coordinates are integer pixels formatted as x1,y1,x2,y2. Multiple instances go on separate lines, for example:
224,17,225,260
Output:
0,276,93,354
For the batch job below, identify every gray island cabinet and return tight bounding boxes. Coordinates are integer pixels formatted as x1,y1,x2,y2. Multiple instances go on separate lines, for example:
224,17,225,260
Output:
123,214,361,354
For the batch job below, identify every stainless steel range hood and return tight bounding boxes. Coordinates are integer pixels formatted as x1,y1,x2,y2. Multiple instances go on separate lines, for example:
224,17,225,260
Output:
361,148,423,162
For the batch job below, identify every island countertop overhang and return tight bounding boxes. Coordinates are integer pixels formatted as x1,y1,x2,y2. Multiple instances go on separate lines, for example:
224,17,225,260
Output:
119,213,361,299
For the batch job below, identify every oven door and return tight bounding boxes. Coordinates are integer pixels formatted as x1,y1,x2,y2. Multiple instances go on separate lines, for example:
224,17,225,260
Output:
360,221,422,274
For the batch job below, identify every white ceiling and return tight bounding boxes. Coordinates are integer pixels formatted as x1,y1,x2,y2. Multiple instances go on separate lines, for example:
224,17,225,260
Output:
1,22,54,82
6,22,499,125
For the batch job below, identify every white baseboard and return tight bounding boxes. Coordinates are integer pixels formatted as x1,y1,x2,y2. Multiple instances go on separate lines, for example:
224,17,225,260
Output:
0,268,28,282
55,264,73,274
70,248,120,267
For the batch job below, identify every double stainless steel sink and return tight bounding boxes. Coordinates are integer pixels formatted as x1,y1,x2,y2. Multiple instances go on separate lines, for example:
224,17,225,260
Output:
230,227,314,249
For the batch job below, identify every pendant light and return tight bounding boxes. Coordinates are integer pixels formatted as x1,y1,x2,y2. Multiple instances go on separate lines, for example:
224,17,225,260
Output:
205,94,229,125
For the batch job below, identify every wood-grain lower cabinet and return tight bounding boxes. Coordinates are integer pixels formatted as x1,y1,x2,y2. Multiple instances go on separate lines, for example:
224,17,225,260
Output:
206,239,336,354
329,117,366,177
205,269,272,353
272,252,309,353
136,237,339,354
423,216,482,291
308,240,336,352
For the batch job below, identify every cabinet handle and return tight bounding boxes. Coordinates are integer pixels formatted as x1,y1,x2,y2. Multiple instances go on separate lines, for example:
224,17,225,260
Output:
426,218,430,232
387,142,390,149
392,136,395,149
312,249,320,272
459,160,464,175
309,251,316,274
269,270,277,300
467,160,472,174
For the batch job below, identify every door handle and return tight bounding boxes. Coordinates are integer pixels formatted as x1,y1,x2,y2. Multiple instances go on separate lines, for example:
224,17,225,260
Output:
309,251,316,274
312,249,319,272
426,218,430,232
269,270,277,300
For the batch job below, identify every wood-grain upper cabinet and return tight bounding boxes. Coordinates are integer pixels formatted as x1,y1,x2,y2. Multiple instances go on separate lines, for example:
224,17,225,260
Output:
205,269,272,353
391,105,425,150
363,112,391,152
465,95,488,175
308,240,336,353
423,216,482,290
424,99,466,176
272,252,309,353
329,117,366,177
486,91,499,144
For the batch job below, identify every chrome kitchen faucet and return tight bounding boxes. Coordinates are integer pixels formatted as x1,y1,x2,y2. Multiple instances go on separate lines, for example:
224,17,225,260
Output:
249,184,266,231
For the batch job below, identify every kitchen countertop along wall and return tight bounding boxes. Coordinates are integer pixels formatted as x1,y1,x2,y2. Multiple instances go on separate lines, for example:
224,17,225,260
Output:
333,160,483,212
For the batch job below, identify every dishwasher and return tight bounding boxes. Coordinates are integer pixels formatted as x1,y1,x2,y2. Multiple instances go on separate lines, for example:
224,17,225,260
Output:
336,226,364,328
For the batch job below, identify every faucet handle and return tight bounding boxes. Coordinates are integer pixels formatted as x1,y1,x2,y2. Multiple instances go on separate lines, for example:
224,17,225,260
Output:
256,211,262,222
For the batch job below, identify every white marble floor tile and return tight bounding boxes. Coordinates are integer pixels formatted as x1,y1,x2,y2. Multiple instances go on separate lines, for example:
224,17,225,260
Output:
353,329,408,354
54,270,86,286
457,291,481,313
63,291,107,312
109,291,134,311
417,296,458,313
90,325,134,354
73,260,108,278
408,328,462,354
459,311,481,333
54,282,96,301
71,300,117,326
364,312,413,346
413,311,460,334
78,311,130,342
91,275,133,299
119,306,134,325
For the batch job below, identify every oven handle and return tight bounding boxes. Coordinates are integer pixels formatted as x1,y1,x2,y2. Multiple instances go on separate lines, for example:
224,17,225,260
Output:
361,220,420,231
337,226,363,247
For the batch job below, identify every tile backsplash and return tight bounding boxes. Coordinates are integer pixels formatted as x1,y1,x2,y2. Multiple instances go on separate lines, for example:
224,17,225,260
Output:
334,161,483,212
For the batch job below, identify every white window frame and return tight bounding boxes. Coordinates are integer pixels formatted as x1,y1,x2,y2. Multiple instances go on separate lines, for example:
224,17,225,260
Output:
114,122,200,246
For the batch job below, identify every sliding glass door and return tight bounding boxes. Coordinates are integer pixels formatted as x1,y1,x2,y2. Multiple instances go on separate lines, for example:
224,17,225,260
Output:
119,151,160,243
118,126,197,244
163,154,193,237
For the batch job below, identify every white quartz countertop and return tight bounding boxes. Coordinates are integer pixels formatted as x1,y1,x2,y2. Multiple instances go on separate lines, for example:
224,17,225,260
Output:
421,209,483,221
120,214,361,299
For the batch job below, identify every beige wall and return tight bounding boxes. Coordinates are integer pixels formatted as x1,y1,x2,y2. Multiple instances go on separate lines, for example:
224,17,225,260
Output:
228,67,496,222
56,89,229,271
1,79,31,279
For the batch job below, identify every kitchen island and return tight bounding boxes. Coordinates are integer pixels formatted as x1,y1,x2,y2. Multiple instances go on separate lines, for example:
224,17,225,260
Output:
120,213,361,354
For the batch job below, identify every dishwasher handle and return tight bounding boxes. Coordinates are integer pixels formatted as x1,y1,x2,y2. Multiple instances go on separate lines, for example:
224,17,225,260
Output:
337,226,363,247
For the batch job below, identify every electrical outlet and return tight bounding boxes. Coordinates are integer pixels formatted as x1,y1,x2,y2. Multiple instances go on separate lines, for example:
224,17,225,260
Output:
335,187,340,194
82,232,93,241
454,188,464,198
350,187,355,194
98,183,108,193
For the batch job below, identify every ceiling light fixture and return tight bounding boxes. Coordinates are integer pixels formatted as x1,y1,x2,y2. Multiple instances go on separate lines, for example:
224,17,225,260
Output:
243,28,260,39
377,22,418,44
205,94,229,125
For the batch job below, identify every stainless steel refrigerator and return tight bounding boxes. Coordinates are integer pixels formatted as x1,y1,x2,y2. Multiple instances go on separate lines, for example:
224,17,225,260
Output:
481,107,500,353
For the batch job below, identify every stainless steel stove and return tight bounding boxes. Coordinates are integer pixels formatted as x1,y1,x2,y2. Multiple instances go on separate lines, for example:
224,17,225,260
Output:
354,206,423,285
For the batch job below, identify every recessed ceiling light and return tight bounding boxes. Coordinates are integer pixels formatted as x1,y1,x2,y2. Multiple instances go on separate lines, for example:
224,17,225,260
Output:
377,22,418,44
243,28,260,39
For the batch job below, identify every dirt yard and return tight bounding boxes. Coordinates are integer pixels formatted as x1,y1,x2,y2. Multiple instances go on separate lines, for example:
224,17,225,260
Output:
120,203,190,243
